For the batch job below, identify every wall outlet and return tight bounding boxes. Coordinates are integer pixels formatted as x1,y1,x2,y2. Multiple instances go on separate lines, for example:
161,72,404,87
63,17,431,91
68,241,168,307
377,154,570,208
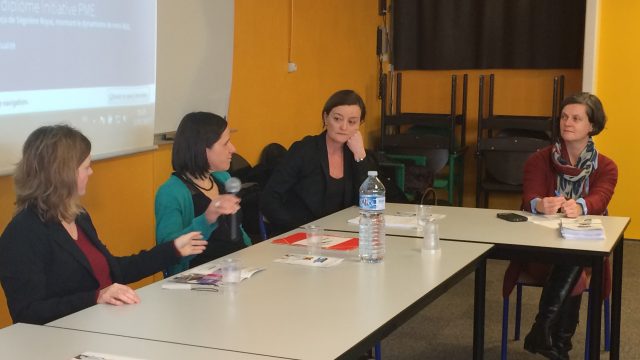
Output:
287,62,298,73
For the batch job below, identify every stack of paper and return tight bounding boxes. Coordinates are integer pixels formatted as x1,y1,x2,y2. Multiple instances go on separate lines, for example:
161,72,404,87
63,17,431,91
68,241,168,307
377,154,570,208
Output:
560,218,605,239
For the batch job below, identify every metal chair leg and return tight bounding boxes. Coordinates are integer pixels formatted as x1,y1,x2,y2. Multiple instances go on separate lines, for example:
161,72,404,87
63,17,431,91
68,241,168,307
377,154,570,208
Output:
604,296,611,351
375,342,382,360
514,283,523,340
501,297,509,360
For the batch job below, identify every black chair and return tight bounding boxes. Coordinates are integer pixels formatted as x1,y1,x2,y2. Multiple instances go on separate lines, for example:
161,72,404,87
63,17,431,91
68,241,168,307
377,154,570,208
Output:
228,153,265,243
475,74,564,208
229,153,253,180
380,72,468,205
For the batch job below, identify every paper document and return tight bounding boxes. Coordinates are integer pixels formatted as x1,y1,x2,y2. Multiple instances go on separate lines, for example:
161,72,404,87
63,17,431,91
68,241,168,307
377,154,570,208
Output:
274,254,343,267
71,352,146,360
347,213,446,228
162,263,264,290
527,214,562,229
272,232,358,251
560,218,605,239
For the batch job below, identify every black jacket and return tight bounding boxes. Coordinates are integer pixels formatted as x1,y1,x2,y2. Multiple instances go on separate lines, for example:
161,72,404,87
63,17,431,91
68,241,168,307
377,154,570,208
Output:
0,207,179,325
260,132,376,234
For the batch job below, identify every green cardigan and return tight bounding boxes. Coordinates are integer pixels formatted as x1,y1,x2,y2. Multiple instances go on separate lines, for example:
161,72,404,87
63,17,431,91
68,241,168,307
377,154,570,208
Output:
155,171,251,276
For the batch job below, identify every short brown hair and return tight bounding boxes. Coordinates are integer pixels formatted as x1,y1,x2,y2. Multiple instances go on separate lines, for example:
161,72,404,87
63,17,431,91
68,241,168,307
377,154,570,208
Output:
14,125,91,222
560,92,607,136
321,90,366,125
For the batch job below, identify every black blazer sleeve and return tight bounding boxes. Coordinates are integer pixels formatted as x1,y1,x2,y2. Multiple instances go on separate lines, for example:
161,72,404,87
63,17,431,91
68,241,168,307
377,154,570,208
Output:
351,149,378,200
260,133,378,232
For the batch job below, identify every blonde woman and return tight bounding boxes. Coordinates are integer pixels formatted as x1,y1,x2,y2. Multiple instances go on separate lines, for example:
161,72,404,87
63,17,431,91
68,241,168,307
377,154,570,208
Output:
0,125,205,325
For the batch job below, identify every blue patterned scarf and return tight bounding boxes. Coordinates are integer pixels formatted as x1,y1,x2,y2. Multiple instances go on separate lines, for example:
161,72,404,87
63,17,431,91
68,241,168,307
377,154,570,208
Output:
551,138,598,199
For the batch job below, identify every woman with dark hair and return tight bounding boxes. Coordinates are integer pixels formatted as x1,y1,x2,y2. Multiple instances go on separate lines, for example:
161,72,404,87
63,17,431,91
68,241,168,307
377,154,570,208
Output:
155,112,252,276
517,92,617,359
260,90,376,235
0,125,206,325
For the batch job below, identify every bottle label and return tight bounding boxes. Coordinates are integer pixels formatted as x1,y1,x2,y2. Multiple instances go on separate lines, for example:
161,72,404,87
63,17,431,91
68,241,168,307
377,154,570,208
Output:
359,195,385,211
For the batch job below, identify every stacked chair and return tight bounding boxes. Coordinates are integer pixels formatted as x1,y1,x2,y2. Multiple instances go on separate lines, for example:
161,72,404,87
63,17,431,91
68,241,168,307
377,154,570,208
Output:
475,74,564,208
379,72,468,205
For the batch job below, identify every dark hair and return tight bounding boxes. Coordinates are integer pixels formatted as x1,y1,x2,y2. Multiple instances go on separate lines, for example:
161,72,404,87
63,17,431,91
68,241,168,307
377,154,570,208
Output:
14,125,91,222
321,90,366,124
172,112,228,179
560,92,606,136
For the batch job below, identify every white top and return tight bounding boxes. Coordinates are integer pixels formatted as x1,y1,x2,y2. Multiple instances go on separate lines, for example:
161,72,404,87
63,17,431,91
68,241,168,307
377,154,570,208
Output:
0,323,277,359
308,203,630,254
48,233,492,360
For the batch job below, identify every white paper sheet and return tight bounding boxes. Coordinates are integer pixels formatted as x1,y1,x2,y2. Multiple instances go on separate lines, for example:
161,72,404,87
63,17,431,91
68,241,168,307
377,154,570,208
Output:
348,214,446,228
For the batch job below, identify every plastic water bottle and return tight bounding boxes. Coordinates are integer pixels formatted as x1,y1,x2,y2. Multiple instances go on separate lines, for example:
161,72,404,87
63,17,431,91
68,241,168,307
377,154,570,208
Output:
359,171,385,263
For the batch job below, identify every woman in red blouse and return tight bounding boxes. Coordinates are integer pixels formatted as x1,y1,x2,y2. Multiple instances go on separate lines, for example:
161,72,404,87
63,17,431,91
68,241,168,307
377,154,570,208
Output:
521,93,617,359
0,125,207,325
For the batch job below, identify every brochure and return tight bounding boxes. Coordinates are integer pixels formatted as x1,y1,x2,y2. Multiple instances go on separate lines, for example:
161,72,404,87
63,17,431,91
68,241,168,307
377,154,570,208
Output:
272,232,358,251
274,254,343,267
161,264,264,290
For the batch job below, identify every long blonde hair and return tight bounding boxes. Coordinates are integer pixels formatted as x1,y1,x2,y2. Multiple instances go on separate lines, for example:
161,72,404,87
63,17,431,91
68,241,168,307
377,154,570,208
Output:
14,125,91,223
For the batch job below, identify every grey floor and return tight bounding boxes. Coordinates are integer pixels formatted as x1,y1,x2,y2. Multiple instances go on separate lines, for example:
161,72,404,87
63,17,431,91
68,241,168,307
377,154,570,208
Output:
377,240,640,360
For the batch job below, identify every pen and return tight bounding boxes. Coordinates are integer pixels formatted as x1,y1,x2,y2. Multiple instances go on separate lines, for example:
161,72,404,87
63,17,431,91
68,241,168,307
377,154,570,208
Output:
191,285,219,292
161,283,219,291
555,190,569,200
395,211,415,217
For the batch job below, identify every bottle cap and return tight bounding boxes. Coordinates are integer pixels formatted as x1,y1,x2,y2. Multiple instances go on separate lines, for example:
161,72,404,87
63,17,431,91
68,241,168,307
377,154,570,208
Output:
367,171,378,176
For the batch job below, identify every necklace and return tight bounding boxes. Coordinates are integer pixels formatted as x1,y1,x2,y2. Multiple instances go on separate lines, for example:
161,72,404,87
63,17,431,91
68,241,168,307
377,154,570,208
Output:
188,174,215,191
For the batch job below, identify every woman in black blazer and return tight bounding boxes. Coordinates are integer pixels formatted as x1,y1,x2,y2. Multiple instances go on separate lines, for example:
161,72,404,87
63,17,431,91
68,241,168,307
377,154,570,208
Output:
0,125,206,325
260,90,376,235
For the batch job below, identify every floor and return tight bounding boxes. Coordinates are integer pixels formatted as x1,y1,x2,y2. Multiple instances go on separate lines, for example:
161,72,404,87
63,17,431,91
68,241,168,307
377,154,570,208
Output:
377,240,640,359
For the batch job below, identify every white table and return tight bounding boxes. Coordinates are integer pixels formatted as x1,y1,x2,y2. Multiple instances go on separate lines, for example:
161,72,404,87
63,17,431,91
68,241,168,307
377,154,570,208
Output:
0,323,279,359
309,203,629,253
48,233,492,360
308,204,631,359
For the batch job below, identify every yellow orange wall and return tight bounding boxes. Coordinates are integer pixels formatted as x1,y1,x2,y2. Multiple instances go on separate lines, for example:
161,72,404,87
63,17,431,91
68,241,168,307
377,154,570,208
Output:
594,0,639,237
227,0,382,161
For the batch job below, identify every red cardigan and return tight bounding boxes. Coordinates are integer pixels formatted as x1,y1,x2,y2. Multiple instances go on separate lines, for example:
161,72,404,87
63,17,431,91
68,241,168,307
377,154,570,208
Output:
521,145,618,215
504,145,617,298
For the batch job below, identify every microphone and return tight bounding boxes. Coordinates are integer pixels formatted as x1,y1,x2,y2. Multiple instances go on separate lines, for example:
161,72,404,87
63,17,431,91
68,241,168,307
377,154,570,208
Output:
225,177,242,242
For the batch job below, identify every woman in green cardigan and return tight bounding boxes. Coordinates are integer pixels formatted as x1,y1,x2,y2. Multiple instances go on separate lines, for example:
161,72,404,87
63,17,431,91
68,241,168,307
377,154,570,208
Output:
155,112,251,276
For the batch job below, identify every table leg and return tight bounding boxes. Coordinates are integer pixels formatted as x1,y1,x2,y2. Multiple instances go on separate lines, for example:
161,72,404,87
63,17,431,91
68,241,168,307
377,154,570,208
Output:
610,238,624,360
589,255,603,360
473,258,486,360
